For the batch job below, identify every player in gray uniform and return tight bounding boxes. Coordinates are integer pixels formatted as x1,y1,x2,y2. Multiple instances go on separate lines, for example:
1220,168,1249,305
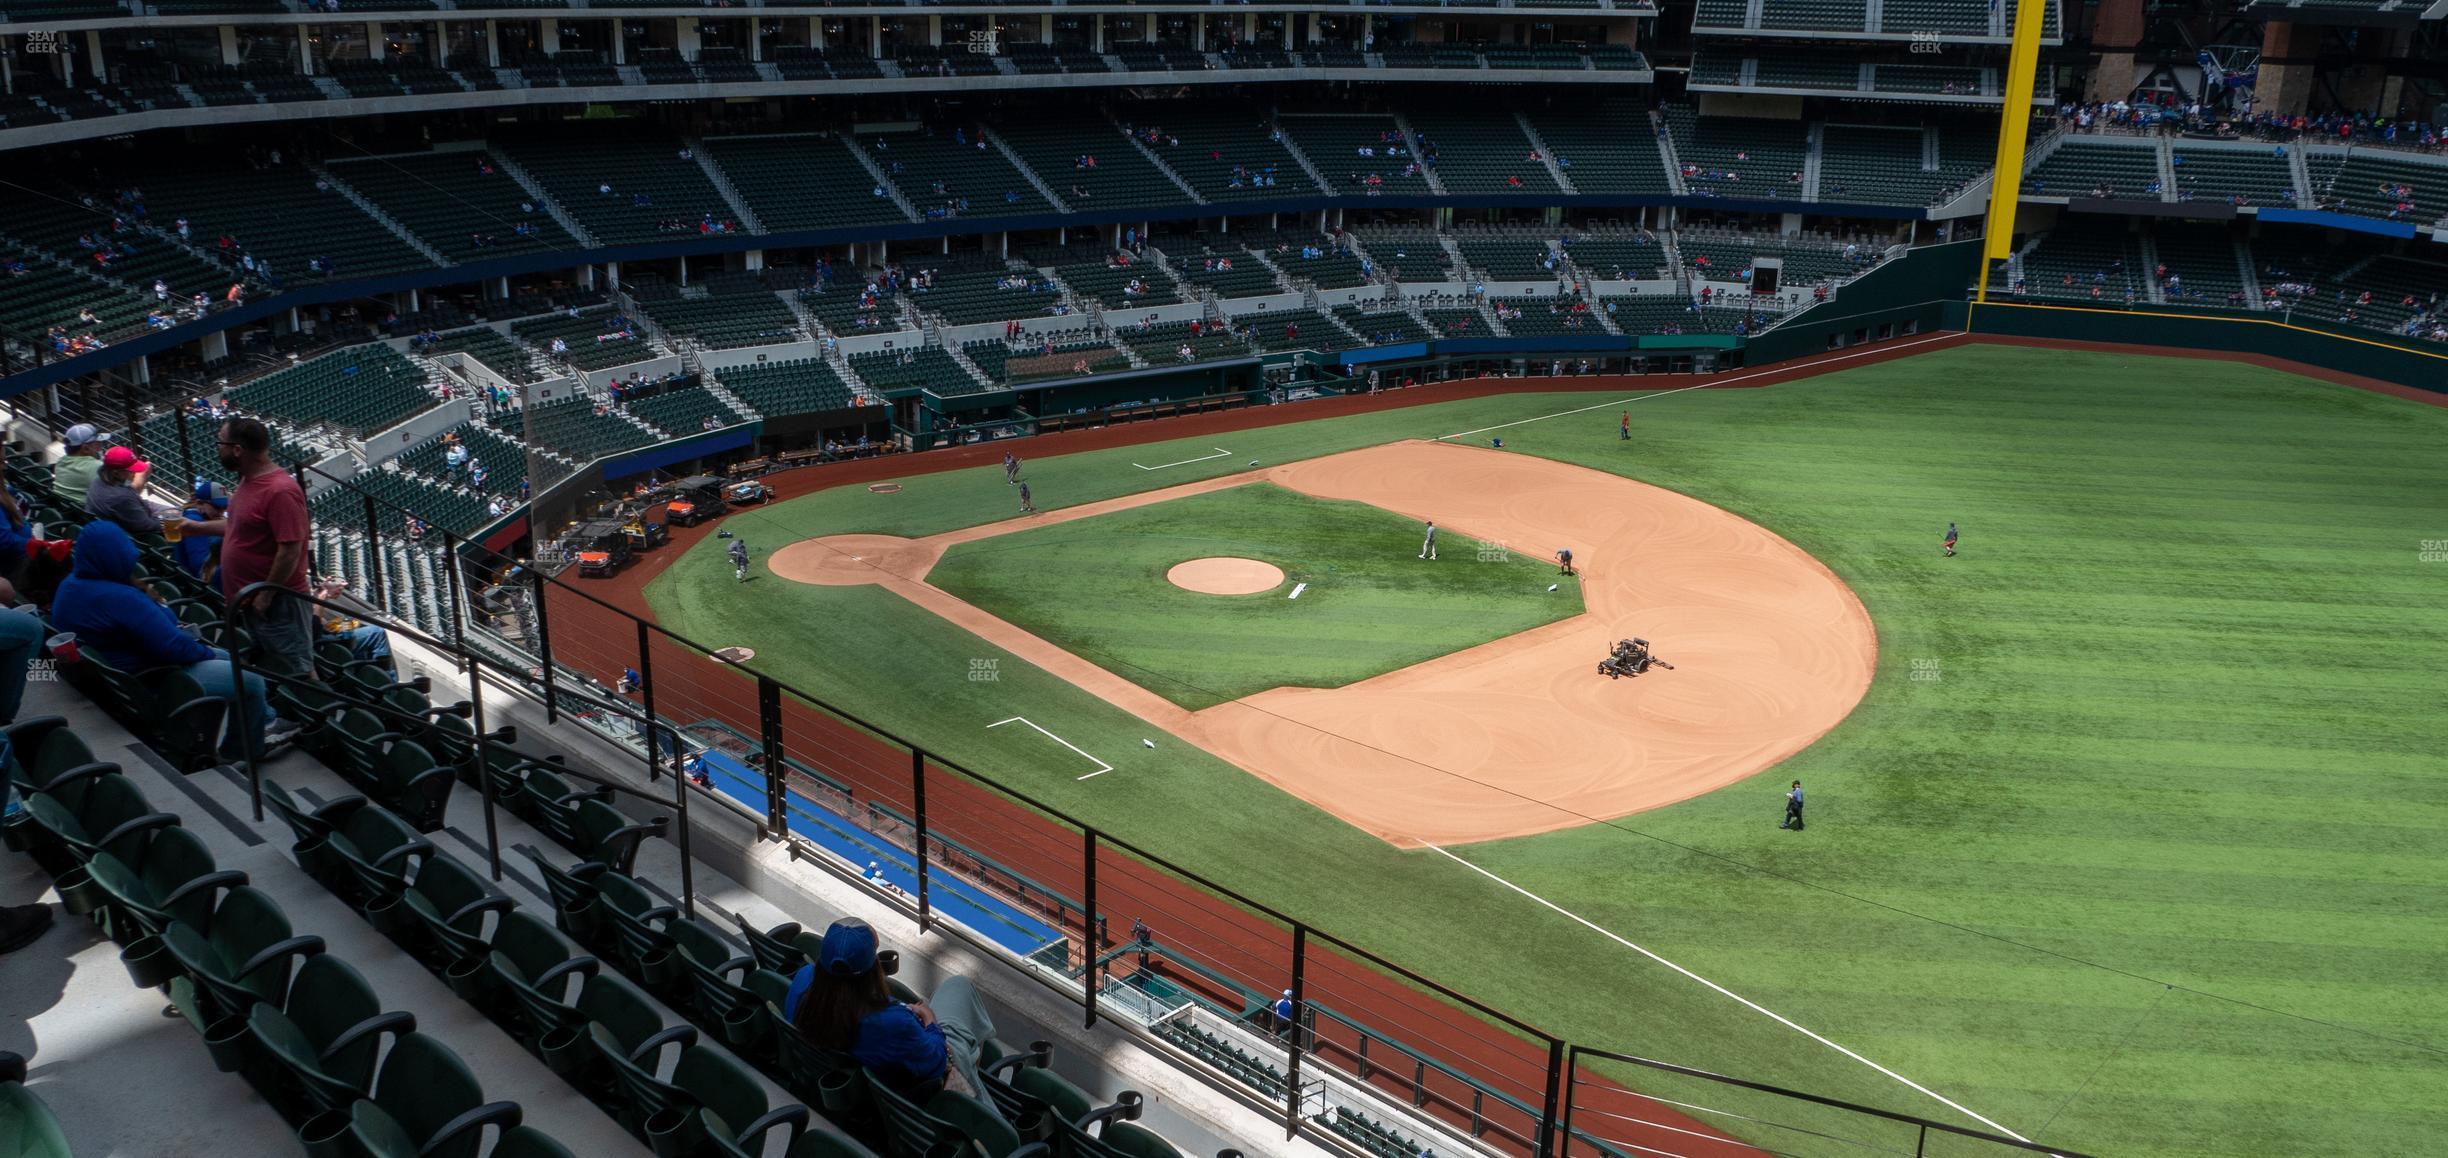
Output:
729,537,750,582
1003,451,1020,485
1419,520,1438,560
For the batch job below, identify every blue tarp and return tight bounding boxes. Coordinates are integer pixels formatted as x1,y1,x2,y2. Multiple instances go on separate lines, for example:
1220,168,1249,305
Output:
2254,208,2421,239
692,748,1064,959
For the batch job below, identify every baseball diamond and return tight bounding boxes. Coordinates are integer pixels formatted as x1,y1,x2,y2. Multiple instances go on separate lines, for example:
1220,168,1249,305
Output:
11,4,2448,1153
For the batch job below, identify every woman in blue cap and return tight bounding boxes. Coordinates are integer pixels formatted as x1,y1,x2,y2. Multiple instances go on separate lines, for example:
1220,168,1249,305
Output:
785,918,998,1097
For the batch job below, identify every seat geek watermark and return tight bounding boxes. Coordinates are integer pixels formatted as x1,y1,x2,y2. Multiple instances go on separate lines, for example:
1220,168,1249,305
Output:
968,658,1000,682
1910,658,1942,682
2422,539,2448,563
18,31,61,54
1477,539,1510,563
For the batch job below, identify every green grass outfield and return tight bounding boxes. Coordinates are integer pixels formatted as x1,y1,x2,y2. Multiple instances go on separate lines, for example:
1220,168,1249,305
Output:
927,483,1582,710
647,344,2448,1157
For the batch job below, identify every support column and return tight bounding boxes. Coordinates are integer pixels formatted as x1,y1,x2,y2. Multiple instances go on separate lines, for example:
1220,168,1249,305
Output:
749,20,762,61
2256,21,2317,118
678,16,700,58
612,28,625,64
2335,26,2406,113
83,30,105,82
220,26,240,65
2084,0,2144,104
486,20,500,66
811,17,824,50
606,260,621,291
366,23,385,60
299,26,316,74
540,18,558,55
745,249,764,272
201,330,229,363
927,15,941,47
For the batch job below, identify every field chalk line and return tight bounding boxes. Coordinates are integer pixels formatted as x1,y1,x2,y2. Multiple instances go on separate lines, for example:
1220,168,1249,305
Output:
1423,843,2035,1145
1133,447,1236,471
987,717,1116,780
1435,331,1970,443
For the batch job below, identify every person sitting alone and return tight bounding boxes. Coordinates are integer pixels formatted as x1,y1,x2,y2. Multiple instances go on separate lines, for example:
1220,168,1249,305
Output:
51,521,298,755
785,918,998,1098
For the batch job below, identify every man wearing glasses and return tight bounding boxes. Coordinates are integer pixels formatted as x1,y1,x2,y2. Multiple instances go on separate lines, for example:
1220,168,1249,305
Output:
187,418,317,682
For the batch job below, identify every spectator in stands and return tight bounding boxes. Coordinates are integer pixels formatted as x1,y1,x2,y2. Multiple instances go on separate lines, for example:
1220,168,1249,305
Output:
84,447,173,541
786,918,998,1097
177,482,230,583
52,521,295,756
199,417,318,682
50,423,111,504
312,577,393,674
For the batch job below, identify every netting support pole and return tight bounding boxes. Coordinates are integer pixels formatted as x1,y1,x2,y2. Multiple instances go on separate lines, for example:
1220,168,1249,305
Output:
1284,923,1309,1141
467,660,503,882
529,564,557,724
638,619,695,920
911,747,932,934
1081,828,1099,1030
1559,1048,1580,1158
1538,1037,1565,1158
757,677,786,836
441,532,469,668
362,494,386,608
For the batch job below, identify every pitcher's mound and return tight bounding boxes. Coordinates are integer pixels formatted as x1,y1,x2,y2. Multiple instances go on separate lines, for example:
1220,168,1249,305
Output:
1168,557,1286,595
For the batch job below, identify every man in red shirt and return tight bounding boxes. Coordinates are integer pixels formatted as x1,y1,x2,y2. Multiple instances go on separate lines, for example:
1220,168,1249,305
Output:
194,417,317,680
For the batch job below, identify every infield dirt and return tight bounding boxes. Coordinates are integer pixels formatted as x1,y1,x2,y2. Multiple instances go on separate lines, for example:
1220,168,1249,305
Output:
770,439,1877,846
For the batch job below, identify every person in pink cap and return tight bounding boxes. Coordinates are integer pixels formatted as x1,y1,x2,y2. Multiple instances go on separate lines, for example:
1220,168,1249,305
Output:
82,445,176,541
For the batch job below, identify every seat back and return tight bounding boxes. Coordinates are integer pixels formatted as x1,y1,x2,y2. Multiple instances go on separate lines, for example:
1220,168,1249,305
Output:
0,1062,74,1158
486,910,597,1042
400,855,502,964
246,954,403,1114
523,852,606,943
162,885,317,1024
369,1032,481,1151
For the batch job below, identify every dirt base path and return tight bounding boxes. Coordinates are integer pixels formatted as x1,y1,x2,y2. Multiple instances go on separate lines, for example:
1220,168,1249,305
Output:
771,441,1877,846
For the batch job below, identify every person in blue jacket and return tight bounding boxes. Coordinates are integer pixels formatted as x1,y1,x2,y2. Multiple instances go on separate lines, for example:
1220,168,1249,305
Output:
50,521,295,755
176,480,229,582
785,918,997,1097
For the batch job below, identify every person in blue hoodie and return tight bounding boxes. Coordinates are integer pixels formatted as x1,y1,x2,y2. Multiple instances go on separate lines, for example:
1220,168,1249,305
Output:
50,521,294,755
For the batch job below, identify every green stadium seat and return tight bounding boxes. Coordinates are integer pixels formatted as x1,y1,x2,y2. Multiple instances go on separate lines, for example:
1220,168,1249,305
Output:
0,1053,73,1158
244,953,415,1119
341,1032,523,1158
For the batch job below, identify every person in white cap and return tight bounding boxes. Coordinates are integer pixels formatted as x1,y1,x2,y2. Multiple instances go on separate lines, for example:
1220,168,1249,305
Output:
50,423,110,503
1272,988,1296,1040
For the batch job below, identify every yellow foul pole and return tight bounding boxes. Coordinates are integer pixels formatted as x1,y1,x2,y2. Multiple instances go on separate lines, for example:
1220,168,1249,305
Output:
1976,0,2052,302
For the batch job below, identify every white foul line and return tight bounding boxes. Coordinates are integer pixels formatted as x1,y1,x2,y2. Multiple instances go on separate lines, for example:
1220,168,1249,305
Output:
1436,331,1971,442
987,717,1116,780
1133,446,1236,471
1423,842,2035,1145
